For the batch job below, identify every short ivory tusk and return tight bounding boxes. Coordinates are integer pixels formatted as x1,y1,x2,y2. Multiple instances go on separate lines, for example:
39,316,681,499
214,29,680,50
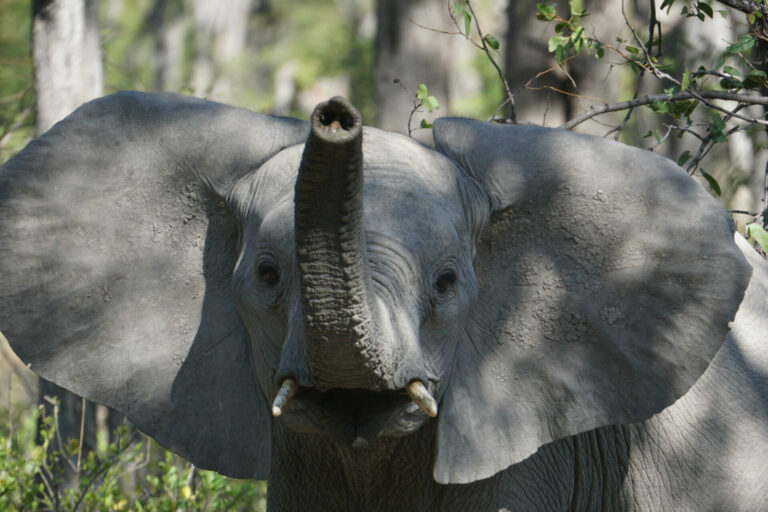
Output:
406,380,438,418
272,378,298,417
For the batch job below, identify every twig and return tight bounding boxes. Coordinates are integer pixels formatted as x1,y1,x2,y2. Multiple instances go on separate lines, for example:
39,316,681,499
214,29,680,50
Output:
447,1,517,122
763,157,768,229
647,0,662,58
0,103,34,150
185,463,196,493
686,112,746,174
611,73,644,140
72,431,133,512
76,397,85,473
527,84,604,102
393,79,420,137
729,209,760,216
663,123,706,141
7,373,11,448
560,90,768,129
408,18,462,36
650,124,675,149
515,54,579,94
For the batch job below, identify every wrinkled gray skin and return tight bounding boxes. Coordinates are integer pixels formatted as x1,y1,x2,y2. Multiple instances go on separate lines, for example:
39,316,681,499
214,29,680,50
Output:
1,92,767,511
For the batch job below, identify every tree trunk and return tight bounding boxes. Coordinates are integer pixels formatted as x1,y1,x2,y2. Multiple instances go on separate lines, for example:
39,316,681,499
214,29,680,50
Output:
375,0,452,139
32,0,105,489
191,0,252,102
144,0,188,92
33,0,102,134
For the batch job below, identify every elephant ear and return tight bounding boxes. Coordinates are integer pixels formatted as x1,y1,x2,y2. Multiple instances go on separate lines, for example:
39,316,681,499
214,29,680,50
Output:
432,118,751,484
0,91,308,479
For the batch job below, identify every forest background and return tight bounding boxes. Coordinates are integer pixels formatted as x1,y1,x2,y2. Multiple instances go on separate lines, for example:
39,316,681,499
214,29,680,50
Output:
1,0,767,510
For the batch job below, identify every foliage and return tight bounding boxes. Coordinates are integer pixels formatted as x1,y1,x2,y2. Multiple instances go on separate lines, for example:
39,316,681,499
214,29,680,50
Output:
0,0,34,163
527,0,768,231
0,400,266,511
746,222,768,252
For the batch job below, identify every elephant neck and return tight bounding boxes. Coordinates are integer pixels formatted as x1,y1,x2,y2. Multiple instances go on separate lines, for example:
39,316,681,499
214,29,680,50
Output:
268,422,440,511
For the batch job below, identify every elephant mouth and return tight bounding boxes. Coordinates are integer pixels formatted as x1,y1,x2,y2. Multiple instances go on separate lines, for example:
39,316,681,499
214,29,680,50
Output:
276,387,430,448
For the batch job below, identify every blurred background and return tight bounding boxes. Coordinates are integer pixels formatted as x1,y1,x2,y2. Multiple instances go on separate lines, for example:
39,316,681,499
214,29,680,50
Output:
0,0,766,509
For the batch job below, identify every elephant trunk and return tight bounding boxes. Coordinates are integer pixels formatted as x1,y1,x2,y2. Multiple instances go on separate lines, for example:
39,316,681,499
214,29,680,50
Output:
294,97,388,392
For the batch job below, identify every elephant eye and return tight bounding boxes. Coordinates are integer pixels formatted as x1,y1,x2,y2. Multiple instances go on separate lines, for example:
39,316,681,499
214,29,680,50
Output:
435,270,457,295
257,262,280,287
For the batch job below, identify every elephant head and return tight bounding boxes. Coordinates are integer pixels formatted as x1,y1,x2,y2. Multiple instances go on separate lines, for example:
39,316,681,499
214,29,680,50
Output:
0,92,750,484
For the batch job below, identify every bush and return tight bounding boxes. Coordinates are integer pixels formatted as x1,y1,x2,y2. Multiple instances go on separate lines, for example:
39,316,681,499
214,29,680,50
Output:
0,400,266,511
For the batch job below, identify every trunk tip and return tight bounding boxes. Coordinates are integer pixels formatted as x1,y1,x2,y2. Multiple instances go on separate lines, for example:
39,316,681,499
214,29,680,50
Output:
311,97,362,141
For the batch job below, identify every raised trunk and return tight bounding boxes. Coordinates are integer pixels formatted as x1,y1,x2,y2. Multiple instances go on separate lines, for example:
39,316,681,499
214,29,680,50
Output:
294,97,390,391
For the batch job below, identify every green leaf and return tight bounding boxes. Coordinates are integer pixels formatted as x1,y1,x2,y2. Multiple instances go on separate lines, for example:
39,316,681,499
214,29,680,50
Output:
726,33,755,54
625,45,640,55
595,44,605,59
714,55,726,71
425,95,440,112
700,170,721,196
743,69,767,88
420,119,433,129
555,44,568,63
572,26,585,52
708,112,727,142
697,2,713,18
555,21,570,34
670,100,697,120
723,65,742,77
417,83,428,101
677,150,691,166
681,68,690,89
536,3,557,21
746,223,768,253
649,100,671,113
483,34,500,50
464,11,472,36
548,35,567,52
719,76,743,90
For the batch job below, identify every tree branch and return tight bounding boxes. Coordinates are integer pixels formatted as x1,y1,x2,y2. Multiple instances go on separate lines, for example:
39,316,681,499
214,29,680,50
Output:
560,90,768,129
714,0,763,15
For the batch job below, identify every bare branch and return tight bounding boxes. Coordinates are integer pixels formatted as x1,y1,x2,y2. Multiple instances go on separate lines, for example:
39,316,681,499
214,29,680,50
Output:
447,1,517,122
714,0,763,15
408,18,462,37
0,103,34,150
560,90,768,129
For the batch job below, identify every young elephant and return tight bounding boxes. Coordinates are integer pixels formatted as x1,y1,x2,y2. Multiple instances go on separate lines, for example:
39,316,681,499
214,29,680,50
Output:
1,92,766,511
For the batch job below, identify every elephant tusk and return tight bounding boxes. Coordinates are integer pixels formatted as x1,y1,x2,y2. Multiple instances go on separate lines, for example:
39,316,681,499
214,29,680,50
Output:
272,378,298,417
406,380,438,418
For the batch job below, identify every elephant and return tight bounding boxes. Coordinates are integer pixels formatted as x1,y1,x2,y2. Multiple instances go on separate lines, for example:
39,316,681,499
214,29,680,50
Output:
1,91,767,511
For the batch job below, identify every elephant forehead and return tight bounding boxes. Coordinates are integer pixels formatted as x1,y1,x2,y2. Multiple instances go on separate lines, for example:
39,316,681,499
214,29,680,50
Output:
361,126,462,200
242,127,467,230
254,178,461,260
362,180,462,254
